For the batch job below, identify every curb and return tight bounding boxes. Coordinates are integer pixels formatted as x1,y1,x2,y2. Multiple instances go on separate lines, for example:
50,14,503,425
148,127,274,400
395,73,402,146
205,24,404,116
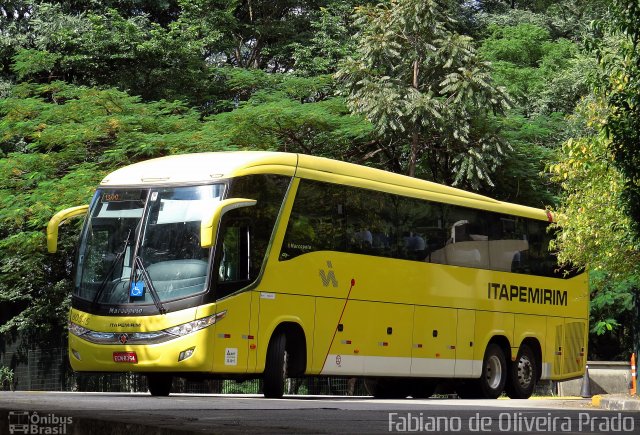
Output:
592,394,640,411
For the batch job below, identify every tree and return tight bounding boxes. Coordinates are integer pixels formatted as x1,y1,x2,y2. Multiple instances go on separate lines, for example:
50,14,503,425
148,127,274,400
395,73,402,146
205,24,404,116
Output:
0,81,207,342
180,0,332,72
291,2,357,76
549,94,640,359
592,1,640,240
476,19,595,207
549,96,640,278
6,4,211,105
337,0,509,189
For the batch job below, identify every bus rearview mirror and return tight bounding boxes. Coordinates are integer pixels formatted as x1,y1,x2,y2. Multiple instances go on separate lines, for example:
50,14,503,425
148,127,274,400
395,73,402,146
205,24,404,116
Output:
47,205,89,253
200,198,257,248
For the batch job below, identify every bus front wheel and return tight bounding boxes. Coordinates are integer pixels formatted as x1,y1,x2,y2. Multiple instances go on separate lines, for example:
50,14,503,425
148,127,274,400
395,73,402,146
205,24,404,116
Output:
147,374,172,397
263,332,288,398
505,344,537,399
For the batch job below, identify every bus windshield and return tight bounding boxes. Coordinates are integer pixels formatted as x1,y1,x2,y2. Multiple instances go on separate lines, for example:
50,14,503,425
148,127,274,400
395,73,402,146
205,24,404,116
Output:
75,185,224,305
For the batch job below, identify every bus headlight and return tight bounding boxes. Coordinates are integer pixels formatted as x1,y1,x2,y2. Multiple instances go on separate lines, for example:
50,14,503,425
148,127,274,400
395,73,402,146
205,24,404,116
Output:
69,321,89,337
164,311,226,337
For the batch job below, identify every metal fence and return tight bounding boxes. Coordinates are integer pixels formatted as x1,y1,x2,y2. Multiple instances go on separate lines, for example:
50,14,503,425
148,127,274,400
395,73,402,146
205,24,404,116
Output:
0,348,367,395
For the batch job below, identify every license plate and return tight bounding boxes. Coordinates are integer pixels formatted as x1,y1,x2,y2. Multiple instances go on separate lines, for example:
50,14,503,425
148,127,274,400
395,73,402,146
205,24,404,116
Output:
113,351,138,363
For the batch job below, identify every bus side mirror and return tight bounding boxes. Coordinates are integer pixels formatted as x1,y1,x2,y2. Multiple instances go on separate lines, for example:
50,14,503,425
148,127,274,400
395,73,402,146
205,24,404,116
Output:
47,205,89,253
201,198,257,248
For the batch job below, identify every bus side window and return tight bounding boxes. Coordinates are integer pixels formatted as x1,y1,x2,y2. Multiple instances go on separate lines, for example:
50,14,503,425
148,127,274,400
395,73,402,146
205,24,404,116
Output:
214,174,290,299
280,180,346,260
218,222,250,283
441,209,489,269
488,215,530,273
214,214,251,299
527,220,558,277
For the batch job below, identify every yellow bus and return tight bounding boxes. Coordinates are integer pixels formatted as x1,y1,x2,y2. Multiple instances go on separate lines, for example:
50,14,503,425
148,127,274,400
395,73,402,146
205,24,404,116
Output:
48,151,588,399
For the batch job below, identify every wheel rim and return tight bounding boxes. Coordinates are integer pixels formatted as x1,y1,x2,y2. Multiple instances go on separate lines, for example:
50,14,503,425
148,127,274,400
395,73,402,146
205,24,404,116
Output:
485,355,503,390
517,354,533,388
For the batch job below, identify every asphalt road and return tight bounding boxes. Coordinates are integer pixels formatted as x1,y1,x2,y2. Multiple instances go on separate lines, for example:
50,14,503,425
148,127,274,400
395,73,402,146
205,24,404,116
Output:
0,392,638,434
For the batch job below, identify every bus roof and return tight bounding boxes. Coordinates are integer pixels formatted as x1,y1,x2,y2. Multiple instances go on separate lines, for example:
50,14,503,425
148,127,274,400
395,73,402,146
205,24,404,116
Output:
100,151,552,222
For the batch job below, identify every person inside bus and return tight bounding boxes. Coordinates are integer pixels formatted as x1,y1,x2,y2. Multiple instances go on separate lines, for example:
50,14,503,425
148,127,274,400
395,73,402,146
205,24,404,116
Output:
404,232,426,260
353,229,373,254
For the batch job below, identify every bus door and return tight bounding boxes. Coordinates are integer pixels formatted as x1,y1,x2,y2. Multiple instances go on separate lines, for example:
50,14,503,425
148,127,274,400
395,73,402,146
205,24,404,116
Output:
211,219,253,373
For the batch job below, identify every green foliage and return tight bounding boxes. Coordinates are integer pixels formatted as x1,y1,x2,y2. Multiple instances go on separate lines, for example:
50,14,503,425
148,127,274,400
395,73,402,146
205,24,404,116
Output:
0,366,14,391
202,94,372,157
291,3,357,76
591,1,640,241
488,112,561,206
180,0,331,71
8,5,210,104
588,270,637,360
549,96,640,277
479,23,586,114
338,0,510,188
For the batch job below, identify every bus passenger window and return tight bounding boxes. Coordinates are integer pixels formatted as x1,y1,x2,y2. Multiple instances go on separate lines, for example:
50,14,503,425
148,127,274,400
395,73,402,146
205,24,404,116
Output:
488,216,530,273
280,181,346,260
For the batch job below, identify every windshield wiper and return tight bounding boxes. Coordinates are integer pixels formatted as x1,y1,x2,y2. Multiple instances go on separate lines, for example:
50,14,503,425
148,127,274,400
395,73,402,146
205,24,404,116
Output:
92,229,131,307
134,256,166,315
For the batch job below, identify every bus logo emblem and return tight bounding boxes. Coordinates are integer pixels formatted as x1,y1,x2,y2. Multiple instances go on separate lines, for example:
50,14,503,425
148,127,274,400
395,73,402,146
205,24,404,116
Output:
119,334,128,344
319,261,338,287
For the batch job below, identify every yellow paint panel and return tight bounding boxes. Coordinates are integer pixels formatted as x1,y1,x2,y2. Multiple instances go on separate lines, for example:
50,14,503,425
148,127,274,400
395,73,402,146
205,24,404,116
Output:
474,311,514,361
412,306,457,376
255,292,315,374
514,314,547,360
69,326,215,372
212,292,252,373
313,297,347,374
546,316,565,379
455,309,476,376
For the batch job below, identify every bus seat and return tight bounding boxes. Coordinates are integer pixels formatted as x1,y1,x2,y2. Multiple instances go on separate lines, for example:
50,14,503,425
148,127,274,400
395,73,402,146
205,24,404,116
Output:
146,259,208,297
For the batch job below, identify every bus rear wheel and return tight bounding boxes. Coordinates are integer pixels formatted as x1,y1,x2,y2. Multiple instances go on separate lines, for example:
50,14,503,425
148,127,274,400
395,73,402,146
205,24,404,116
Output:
147,374,172,397
505,344,537,399
478,343,507,399
263,332,288,398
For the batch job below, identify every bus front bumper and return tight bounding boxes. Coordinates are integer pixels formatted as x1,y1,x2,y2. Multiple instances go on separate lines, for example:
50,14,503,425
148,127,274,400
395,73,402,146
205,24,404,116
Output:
68,328,213,372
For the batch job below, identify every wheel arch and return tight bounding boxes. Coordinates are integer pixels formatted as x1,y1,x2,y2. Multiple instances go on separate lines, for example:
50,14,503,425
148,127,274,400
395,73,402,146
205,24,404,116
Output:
269,321,307,377
487,335,511,364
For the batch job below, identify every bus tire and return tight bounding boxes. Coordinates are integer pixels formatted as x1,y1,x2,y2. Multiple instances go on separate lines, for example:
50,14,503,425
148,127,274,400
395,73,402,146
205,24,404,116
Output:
478,343,507,399
505,344,537,399
147,374,172,396
263,332,288,399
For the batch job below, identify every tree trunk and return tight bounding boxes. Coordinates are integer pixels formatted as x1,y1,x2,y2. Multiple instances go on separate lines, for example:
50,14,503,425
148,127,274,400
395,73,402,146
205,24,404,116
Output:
408,59,420,177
